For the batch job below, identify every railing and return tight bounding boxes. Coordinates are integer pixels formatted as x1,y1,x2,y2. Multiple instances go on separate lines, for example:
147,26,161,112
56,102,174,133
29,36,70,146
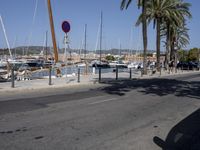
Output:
0,65,199,89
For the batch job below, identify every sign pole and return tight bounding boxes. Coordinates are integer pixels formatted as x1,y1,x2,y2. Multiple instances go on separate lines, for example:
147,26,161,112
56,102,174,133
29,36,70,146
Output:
61,20,71,81
64,33,67,63
64,33,68,79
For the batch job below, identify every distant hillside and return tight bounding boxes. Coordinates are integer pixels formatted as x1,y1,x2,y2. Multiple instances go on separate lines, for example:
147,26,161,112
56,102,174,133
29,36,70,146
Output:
0,46,157,56
0,46,53,56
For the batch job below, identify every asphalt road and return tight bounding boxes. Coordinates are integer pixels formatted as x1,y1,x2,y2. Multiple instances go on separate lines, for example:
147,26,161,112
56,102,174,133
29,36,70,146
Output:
0,72,200,150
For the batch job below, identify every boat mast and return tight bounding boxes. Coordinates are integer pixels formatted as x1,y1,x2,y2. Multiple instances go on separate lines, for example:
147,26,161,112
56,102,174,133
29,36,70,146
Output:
12,36,17,58
84,24,87,59
94,21,100,59
129,27,133,61
99,11,103,63
119,39,121,60
47,0,59,64
45,31,48,61
0,15,13,59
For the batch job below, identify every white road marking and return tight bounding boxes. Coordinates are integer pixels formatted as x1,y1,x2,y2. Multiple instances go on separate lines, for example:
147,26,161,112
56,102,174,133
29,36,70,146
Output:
88,98,118,105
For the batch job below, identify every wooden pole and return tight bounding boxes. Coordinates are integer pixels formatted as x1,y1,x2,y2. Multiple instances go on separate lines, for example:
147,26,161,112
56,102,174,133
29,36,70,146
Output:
47,0,60,75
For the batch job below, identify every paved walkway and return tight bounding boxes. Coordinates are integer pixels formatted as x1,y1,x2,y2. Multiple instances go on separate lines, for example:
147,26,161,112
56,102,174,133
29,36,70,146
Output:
0,69,199,93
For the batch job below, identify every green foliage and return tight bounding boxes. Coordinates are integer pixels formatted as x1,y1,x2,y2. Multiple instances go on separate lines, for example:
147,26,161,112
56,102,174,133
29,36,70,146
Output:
178,48,200,62
137,53,152,57
178,49,188,62
120,56,126,60
147,53,153,57
0,49,9,55
188,48,199,62
105,55,115,61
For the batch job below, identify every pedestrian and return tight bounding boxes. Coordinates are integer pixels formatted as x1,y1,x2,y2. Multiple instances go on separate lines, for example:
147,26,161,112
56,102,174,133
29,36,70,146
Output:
169,60,174,73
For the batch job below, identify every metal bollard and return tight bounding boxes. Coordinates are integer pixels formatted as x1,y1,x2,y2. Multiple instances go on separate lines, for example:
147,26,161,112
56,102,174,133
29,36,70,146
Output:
78,68,80,83
116,66,118,80
11,67,15,88
129,68,132,79
160,67,161,76
98,67,101,83
141,69,143,77
92,67,95,75
49,67,52,85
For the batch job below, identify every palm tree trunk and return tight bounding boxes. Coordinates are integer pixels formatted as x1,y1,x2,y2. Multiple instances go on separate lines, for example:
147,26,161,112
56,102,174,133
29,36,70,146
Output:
142,0,148,75
170,40,175,61
174,50,178,73
165,24,170,71
156,18,161,72
170,38,175,73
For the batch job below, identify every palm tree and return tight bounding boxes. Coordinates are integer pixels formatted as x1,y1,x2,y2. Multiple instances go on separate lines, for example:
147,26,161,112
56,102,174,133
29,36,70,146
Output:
121,0,191,74
145,0,178,71
168,1,191,69
161,13,182,71
156,0,191,72
121,0,148,75
171,23,190,72
175,24,190,50
137,0,188,72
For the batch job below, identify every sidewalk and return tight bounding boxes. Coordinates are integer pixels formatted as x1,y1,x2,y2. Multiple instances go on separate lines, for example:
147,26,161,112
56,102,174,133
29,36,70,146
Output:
0,69,199,93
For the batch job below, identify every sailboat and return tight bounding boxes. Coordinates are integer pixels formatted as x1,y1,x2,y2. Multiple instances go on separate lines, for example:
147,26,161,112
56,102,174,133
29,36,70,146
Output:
0,14,13,68
0,15,13,59
90,12,109,68
76,24,87,67
0,15,22,81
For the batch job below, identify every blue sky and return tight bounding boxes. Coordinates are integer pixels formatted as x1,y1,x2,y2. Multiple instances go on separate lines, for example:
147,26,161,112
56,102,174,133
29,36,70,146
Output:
0,0,199,51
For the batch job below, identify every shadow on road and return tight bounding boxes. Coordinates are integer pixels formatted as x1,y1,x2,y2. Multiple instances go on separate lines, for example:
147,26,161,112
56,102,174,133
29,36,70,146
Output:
153,109,200,150
98,77,200,99
0,90,104,115
1,74,199,115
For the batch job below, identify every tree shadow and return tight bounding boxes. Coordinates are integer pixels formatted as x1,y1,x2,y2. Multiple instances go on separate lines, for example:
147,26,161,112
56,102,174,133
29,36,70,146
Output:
97,77,200,99
153,109,200,150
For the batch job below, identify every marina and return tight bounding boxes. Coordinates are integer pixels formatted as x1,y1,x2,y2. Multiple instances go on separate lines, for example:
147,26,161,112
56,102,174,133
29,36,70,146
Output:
0,0,167,83
0,1,200,150
0,0,155,82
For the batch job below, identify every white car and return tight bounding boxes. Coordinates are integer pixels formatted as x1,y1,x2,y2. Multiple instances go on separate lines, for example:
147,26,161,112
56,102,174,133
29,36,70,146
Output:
128,62,143,69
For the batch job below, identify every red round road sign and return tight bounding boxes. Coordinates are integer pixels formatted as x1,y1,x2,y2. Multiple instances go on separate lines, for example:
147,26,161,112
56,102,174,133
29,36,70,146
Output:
62,21,70,33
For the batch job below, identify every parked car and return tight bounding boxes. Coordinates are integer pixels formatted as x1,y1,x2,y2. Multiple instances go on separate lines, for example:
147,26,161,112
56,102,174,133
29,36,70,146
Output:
177,61,200,70
127,62,138,69
194,62,200,70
